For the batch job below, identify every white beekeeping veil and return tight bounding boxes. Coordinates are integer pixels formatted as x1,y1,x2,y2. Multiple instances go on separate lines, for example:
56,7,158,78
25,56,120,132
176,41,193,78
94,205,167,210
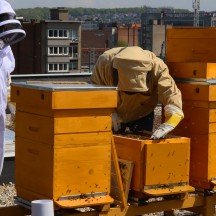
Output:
0,0,26,49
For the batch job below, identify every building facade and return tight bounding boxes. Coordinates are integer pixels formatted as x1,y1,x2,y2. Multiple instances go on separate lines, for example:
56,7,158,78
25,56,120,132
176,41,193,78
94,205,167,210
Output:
141,11,214,57
81,23,141,72
12,8,82,74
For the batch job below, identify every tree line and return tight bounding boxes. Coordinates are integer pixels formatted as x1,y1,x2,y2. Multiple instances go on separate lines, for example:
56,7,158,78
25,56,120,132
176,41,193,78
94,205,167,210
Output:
15,7,190,21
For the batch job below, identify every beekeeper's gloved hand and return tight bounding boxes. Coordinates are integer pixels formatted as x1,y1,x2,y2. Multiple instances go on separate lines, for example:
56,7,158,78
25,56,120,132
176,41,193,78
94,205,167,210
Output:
112,112,121,132
151,104,184,140
151,123,174,140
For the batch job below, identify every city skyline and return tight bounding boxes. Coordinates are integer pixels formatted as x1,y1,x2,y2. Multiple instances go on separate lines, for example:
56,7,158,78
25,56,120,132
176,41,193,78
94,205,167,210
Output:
7,0,216,12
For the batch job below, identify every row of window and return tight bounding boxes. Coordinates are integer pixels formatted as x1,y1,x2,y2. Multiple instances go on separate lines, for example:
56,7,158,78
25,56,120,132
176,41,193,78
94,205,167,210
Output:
48,46,78,57
48,63,78,72
48,29,78,40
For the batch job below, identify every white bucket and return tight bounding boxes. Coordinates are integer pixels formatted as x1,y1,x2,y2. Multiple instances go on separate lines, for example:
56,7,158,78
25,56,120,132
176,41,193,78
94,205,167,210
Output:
31,199,54,216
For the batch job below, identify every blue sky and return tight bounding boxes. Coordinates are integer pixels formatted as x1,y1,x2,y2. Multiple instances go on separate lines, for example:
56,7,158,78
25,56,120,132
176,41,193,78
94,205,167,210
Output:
7,0,215,12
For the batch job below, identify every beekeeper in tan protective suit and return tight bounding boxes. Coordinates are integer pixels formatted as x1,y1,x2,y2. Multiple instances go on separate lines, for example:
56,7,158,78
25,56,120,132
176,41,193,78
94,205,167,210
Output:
90,46,184,139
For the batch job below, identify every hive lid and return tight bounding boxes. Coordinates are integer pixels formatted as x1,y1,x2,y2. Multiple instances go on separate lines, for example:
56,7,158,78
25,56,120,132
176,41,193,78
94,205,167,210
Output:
11,81,117,91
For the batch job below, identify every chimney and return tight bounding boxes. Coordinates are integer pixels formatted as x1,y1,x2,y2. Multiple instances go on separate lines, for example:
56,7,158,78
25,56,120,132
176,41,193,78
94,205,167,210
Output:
50,7,69,20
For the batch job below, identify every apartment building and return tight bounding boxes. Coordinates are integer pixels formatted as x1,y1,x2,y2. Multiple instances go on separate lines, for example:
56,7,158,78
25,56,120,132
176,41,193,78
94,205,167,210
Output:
12,8,82,74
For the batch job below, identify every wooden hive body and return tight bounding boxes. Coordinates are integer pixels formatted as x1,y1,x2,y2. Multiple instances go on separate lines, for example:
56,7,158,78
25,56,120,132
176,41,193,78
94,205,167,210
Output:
114,134,191,195
167,27,216,189
166,27,216,63
174,82,216,189
11,83,117,206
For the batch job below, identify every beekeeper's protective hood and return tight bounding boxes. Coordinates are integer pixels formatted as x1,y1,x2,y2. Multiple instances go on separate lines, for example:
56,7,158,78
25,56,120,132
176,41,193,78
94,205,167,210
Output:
0,0,26,49
113,46,156,92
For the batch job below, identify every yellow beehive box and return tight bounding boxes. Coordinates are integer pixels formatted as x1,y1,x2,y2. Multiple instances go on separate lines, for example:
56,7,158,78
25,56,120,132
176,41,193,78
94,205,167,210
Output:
174,105,216,134
15,110,112,143
166,27,216,62
173,105,216,188
11,82,117,208
177,81,216,101
114,134,191,196
173,132,216,189
167,62,216,79
11,83,117,116
15,133,112,201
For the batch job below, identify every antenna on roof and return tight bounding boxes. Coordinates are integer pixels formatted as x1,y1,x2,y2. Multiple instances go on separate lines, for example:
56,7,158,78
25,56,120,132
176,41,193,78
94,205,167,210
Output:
192,0,200,27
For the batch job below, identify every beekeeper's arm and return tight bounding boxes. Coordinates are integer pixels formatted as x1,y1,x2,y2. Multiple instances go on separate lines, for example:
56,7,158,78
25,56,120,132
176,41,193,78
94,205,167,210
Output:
151,58,184,140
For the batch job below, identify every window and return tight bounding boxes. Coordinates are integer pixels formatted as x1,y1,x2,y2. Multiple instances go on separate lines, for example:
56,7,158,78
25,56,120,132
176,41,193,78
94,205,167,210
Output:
70,29,78,41
48,63,69,72
69,46,78,58
48,29,69,38
48,46,69,55
69,62,78,70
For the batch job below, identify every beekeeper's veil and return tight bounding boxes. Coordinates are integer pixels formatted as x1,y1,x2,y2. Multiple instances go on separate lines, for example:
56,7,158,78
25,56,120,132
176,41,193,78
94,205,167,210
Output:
0,0,26,49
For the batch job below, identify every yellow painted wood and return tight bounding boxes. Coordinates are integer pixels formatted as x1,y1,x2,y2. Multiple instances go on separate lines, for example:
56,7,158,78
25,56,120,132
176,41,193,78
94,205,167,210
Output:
53,142,111,200
177,82,216,101
167,62,216,79
11,86,117,116
15,132,112,202
166,28,216,62
172,132,216,189
55,195,114,209
15,137,54,199
114,135,190,193
143,185,195,196
110,137,127,208
167,27,216,39
15,111,111,144
182,100,216,109
118,159,134,201
174,106,216,134
144,142,190,186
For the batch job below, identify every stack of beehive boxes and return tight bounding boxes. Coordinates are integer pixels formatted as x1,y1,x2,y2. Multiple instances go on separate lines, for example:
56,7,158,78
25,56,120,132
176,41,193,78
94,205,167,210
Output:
11,82,117,208
166,27,216,189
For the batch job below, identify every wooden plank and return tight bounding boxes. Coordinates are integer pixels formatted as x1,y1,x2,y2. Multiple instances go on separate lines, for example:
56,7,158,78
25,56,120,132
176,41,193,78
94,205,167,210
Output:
166,28,216,62
171,132,216,189
167,28,216,39
182,100,216,109
174,106,216,134
167,62,216,79
15,111,111,144
177,83,216,101
55,195,113,209
111,159,134,202
167,39,216,62
143,185,195,196
111,137,127,208
144,142,190,185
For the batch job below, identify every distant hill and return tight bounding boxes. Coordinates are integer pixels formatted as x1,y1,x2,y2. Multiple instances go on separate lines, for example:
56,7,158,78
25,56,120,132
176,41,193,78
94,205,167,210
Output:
15,7,190,22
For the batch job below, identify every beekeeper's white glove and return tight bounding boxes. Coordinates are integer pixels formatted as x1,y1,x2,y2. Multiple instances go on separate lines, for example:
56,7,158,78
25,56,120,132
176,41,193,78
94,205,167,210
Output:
151,123,174,140
112,112,121,132
151,104,184,140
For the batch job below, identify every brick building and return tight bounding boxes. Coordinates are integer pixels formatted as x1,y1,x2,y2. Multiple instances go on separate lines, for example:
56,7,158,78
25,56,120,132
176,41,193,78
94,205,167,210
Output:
81,23,141,72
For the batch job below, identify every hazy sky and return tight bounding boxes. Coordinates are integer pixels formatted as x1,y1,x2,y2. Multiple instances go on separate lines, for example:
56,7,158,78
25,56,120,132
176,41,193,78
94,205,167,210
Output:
6,0,216,12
